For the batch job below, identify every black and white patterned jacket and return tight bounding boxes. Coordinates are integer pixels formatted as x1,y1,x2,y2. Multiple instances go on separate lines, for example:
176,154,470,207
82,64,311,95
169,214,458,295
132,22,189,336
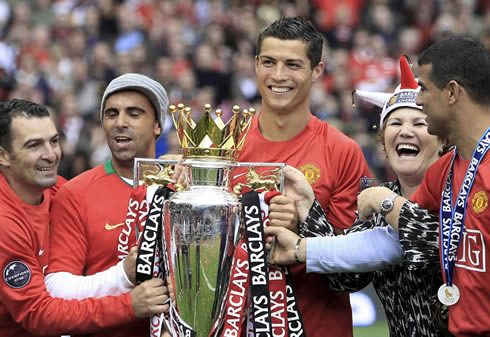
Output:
299,180,449,337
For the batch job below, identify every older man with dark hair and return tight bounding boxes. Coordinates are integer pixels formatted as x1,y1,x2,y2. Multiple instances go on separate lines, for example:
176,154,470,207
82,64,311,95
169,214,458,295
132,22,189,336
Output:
0,98,168,337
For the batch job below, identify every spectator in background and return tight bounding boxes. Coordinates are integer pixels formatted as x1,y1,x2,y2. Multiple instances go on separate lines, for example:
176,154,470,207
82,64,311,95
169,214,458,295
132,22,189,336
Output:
0,0,488,183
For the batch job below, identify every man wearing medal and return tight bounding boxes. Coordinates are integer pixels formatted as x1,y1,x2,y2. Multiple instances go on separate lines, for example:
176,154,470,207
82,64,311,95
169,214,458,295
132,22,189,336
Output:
356,37,490,336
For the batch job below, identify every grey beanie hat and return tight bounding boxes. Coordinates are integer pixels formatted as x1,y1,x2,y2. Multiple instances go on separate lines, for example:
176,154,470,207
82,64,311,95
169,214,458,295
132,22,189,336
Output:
100,73,168,138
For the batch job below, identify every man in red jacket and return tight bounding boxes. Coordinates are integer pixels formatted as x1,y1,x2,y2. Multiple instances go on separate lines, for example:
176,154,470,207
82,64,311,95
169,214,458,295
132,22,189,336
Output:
0,99,169,337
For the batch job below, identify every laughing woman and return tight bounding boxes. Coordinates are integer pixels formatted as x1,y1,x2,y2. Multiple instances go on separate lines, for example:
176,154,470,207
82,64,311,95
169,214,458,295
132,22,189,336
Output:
266,56,451,337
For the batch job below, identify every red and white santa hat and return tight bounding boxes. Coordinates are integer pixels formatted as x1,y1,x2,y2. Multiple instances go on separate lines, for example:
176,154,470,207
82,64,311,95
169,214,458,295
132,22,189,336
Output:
354,56,422,129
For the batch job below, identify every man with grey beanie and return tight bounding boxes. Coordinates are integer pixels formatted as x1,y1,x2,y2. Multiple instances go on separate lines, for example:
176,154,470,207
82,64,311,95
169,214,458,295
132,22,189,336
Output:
99,73,168,139
44,73,171,337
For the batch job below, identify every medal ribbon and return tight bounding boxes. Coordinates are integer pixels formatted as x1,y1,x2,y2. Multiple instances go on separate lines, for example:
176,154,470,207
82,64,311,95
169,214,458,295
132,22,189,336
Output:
439,127,490,285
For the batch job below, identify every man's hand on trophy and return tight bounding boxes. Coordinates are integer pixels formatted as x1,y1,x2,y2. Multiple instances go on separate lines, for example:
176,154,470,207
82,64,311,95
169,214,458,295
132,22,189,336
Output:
158,154,182,161
264,226,305,265
123,246,138,284
282,165,314,223
130,278,171,318
158,154,188,188
269,195,299,232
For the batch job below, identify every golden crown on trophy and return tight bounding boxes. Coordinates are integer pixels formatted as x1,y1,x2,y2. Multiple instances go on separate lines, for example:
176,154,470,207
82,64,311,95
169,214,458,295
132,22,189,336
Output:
170,103,255,160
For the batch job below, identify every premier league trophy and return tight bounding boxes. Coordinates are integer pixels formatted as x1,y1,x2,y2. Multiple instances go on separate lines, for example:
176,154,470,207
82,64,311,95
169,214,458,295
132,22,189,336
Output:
133,104,280,337
133,103,284,337
164,103,251,337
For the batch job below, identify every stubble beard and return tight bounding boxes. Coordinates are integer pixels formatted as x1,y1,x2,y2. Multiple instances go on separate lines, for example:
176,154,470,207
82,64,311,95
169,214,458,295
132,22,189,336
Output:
35,175,58,188
111,149,137,169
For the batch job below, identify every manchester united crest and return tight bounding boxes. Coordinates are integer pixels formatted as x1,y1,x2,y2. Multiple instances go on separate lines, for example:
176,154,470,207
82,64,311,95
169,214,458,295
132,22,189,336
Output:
300,163,321,184
472,191,488,214
388,95,397,106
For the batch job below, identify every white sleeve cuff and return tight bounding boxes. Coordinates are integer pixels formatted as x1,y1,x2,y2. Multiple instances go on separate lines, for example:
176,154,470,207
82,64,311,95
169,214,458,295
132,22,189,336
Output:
45,260,134,299
306,225,403,274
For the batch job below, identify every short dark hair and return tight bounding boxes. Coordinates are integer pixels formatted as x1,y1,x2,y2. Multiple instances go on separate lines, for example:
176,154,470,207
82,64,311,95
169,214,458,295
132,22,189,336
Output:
0,99,51,152
418,37,490,105
256,16,323,69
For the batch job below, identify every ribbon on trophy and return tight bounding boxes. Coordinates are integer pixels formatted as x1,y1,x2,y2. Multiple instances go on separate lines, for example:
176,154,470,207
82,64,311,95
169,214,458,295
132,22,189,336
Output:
136,186,169,336
211,190,305,337
438,127,490,309
130,183,306,337
258,191,305,337
211,234,249,337
242,191,273,337
122,183,183,335
120,185,149,262
134,183,197,337
135,186,171,282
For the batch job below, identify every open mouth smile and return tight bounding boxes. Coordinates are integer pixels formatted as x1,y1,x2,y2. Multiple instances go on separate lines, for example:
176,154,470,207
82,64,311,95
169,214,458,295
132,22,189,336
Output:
37,166,55,171
269,86,292,93
396,143,420,158
114,136,132,143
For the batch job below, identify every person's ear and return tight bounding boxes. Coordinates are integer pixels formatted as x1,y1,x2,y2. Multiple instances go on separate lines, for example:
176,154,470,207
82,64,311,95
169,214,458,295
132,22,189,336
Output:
446,80,461,105
312,61,325,82
153,120,162,139
0,146,11,168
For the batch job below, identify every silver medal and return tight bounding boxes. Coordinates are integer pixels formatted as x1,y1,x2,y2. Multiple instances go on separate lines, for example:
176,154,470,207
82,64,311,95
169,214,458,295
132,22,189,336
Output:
437,284,460,306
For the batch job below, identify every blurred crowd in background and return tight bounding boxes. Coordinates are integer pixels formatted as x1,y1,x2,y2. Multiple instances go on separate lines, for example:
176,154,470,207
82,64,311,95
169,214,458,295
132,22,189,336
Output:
0,0,489,181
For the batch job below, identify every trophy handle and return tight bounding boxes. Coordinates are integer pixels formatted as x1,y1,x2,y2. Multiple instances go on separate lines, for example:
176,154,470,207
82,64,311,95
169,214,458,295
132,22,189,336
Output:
231,162,285,195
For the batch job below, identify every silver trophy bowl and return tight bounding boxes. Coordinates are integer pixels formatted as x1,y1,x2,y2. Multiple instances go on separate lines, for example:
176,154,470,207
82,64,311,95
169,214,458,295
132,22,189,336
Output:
164,159,241,336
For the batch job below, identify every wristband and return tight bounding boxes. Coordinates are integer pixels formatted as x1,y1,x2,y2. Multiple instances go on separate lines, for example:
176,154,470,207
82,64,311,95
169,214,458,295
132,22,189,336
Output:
294,238,302,264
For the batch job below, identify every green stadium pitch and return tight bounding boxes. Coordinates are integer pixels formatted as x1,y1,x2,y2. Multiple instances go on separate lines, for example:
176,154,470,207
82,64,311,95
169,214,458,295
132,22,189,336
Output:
353,322,389,337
